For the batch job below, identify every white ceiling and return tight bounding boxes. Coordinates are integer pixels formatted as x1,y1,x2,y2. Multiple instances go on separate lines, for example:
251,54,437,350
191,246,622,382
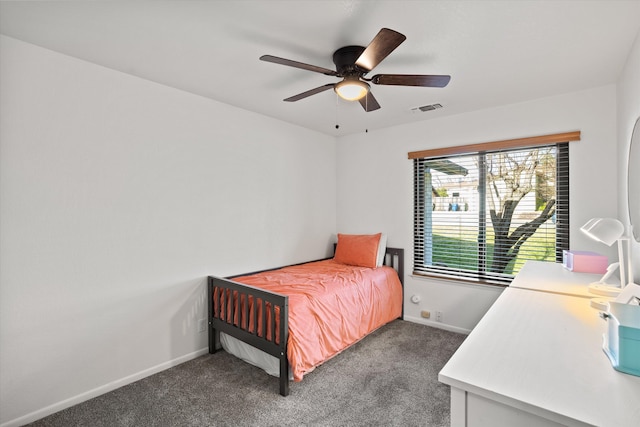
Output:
1,0,639,137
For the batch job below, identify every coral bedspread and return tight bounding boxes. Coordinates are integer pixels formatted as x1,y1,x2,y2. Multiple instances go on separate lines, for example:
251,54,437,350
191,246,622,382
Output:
231,259,403,381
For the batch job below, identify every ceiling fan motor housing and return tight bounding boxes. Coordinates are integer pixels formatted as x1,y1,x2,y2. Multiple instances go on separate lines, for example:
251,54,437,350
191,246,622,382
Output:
333,46,367,76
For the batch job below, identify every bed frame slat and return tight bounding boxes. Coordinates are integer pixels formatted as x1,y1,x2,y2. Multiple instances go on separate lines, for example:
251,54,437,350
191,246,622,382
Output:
261,298,266,339
229,290,235,325
242,292,248,330
221,289,226,322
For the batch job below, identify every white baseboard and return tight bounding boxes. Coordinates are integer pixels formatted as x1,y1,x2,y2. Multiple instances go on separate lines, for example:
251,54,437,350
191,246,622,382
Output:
1,347,210,427
4,319,465,427
403,315,472,335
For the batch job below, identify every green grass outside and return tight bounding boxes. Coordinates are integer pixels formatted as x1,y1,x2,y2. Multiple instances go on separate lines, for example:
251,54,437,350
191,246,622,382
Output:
431,224,556,275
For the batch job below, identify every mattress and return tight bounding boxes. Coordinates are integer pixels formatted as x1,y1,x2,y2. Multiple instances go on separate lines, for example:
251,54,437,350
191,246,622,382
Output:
220,331,292,379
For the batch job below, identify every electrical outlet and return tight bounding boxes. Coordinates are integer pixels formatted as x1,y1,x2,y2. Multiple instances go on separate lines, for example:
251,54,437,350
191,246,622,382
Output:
436,311,443,322
421,310,431,319
198,318,207,333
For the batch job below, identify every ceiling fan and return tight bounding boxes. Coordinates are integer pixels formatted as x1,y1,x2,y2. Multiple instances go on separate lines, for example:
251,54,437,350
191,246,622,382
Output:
260,28,450,112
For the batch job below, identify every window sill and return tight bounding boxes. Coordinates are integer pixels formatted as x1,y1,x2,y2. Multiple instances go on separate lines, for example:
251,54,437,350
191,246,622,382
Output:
411,271,509,289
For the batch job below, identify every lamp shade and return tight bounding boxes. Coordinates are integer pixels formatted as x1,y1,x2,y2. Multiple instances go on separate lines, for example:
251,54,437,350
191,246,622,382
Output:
581,218,625,246
334,79,369,101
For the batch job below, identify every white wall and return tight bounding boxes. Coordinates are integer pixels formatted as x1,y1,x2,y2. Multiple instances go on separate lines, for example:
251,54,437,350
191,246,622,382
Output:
617,29,640,284
0,36,336,426
336,84,619,333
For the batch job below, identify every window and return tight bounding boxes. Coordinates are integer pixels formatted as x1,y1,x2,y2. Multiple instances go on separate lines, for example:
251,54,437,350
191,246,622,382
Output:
410,132,578,286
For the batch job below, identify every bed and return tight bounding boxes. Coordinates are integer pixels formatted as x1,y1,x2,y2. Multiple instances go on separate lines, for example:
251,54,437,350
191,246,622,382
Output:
207,234,404,396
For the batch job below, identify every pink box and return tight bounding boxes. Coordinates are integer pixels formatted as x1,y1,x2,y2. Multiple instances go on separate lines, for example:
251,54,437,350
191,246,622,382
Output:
562,250,608,274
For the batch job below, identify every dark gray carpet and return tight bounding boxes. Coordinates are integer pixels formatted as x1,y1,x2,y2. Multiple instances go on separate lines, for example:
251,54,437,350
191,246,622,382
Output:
27,320,466,427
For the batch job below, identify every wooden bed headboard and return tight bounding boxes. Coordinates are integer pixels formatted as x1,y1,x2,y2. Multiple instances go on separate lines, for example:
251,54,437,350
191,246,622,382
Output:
383,247,404,286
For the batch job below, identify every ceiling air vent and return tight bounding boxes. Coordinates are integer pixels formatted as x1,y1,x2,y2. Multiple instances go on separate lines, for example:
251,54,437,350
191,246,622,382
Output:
411,103,443,113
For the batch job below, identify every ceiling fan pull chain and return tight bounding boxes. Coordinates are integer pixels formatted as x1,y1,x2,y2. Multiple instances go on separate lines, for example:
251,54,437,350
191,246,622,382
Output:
335,92,340,130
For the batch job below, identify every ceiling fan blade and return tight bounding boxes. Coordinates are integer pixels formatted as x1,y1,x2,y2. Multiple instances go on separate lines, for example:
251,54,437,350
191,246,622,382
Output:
284,83,336,102
359,91,381,112
371,74,451,87
355,28,406,72
260,55,338,76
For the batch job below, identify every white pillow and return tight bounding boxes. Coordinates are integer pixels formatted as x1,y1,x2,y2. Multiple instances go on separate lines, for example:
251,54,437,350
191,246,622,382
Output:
376,233,387,267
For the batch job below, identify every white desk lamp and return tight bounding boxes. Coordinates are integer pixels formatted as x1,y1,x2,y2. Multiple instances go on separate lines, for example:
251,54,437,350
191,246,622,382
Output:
580,218,629,298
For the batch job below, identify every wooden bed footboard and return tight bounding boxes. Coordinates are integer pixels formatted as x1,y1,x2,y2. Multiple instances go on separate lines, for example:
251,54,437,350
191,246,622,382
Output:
207,276,290,395
207,247,404,397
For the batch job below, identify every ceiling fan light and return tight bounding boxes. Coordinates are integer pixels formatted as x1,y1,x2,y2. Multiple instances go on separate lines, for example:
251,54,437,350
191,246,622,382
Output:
334,79,369,101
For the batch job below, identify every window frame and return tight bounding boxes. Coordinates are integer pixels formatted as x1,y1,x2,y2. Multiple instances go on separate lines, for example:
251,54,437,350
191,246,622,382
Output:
410,132,579,286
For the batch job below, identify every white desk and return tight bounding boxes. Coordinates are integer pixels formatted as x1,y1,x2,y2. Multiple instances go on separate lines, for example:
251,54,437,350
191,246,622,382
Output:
438,262,640,427
510,260,606,298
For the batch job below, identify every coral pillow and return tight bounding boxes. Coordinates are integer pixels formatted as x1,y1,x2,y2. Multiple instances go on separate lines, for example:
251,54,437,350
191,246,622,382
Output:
334,233,382,268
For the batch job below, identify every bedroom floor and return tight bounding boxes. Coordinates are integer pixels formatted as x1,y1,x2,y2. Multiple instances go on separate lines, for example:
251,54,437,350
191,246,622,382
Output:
27,320,466,427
